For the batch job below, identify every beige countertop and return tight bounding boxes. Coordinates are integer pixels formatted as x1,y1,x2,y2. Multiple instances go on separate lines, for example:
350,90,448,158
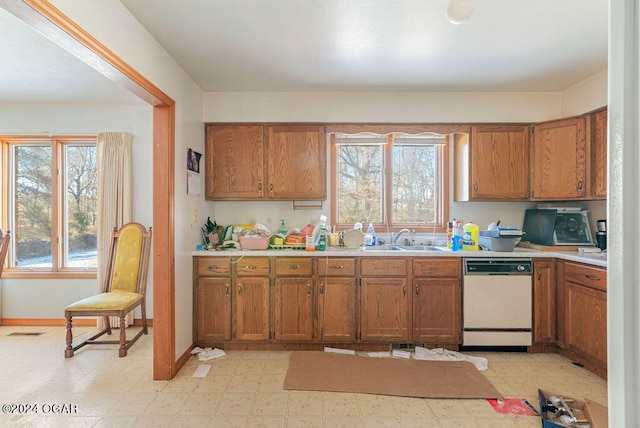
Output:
192,246,607,268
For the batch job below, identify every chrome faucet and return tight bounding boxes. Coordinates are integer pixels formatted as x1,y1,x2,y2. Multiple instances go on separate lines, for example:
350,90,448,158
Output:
391,229,411,244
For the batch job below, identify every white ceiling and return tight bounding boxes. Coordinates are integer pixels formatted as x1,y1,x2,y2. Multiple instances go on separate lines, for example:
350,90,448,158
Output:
0,7,142,104
121,0,608,92
0,0,608,104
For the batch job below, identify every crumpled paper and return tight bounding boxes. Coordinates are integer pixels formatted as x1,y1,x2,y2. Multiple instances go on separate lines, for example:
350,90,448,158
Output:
191,346,227,361
413,346,488,371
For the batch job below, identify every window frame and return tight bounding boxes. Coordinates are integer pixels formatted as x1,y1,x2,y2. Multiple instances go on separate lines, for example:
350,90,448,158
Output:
330,126,453,233
0,135,97,278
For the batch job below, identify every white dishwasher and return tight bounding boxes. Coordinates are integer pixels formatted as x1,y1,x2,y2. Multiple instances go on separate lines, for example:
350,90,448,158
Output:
463,259,532,347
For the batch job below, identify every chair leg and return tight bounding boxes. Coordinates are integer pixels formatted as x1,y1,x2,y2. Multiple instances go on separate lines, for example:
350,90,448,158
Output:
104,316,112,335
65,315,74,358
118,315,127,357
141,299,148,335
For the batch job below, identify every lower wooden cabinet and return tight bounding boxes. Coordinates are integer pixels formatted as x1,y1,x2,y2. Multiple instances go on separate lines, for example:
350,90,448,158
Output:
273,277,315,341
360,277,410,342
562,262,607,371
412,258,461,344
533,259,556,345
234,277,270,341
195,277,231,342
318,277,356,342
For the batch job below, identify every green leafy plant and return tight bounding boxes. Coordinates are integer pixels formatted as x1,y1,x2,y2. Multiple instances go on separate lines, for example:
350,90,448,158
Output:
201,217,219,247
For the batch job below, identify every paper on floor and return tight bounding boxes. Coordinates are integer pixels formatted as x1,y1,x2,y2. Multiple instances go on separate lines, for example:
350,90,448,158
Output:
192,347,227,361
192,364,212,378
413,346,489,371
323,346,356,355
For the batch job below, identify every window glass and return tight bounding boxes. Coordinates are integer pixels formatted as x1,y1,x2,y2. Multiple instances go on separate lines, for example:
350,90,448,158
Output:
63,145,97,268
14,145,53,268
336,140,384,224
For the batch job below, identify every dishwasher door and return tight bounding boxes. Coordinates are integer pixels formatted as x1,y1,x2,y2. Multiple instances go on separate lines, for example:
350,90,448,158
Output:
463,259,532,346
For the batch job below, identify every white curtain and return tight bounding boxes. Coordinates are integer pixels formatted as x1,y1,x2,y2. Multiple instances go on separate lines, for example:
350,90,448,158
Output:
97,132,132,329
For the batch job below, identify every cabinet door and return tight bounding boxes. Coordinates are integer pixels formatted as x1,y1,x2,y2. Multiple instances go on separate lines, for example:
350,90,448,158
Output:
318,277,356,342
234,277,270,341
195,277,232,343
533,259,556,344
273,278,315,341
469,126,530,199
566,282,607,368
205,125,264,199
265,125,326,200
591,109,607,199
360,278,410,342
531,117,587,200
413,278,460,343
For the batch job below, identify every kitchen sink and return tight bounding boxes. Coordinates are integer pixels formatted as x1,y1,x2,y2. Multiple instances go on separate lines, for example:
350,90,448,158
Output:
361,245,444,251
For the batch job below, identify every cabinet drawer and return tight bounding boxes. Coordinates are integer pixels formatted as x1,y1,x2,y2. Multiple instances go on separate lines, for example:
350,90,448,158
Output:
564,262,606,292
196,257,231,276
360,258,408,276
413,258,461,278
236,257,270,276
317,258,356,276
275,258,313,276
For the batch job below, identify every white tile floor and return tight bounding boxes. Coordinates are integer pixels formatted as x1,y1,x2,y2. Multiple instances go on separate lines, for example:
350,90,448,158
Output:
0,326,607,427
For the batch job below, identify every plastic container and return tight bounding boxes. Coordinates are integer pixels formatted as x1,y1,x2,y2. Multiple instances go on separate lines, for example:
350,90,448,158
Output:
277,219,288,236
451,220,463,251
239,236,270,250
478,236,521,252
462,222,479,251
446,220,454,249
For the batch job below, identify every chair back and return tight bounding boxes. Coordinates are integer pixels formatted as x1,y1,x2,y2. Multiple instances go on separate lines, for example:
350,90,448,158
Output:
0,231,10,278
104,223,152,295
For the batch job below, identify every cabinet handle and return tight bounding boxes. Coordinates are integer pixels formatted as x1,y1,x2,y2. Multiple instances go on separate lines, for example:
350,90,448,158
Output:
225,283,229,295
585,274,600,281
319,283,324,295
415,283,419,296
238,284,243,295
330,265,344,269
269,182,274,195
258,182,263,196
207,265,222,271
244,265,258,270
537,269,542,281
402,284,407,296
287,265,299,270
307,283,312,296
473,182,478,193
577,180,583,190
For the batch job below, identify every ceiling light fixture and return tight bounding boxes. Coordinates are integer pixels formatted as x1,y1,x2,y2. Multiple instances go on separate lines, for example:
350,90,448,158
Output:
446,0,474,25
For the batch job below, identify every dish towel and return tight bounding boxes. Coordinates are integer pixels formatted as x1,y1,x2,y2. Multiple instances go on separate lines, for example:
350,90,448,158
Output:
413,346,489,371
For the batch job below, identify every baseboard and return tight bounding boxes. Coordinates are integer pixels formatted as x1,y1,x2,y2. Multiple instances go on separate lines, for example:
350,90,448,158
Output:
175,344,195,377
1,318,153,327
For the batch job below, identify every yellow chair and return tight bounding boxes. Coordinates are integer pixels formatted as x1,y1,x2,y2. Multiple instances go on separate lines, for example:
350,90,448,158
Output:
0,230,10,278
65,223,152,358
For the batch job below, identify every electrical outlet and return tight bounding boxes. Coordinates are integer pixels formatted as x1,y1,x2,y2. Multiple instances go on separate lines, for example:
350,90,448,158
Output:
193,209,198,224
309,219,317,226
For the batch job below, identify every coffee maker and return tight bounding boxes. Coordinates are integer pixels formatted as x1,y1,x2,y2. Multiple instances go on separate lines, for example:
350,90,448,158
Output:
595,219,607,251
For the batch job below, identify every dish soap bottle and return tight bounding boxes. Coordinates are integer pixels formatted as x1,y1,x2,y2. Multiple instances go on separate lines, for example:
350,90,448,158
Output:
462,221,479,251
451,220,463,251
277,219,288,236
364,223,377,246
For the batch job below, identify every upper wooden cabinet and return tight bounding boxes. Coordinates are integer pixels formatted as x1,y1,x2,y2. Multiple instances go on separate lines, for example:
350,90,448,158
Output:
205,124,327,201
531,117,587,200
205,125,264,199
455,126,530,201
590,108,607,200
265,125,326,200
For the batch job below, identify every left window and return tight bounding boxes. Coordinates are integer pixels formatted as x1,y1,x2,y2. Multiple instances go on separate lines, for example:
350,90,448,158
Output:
1,136,97,275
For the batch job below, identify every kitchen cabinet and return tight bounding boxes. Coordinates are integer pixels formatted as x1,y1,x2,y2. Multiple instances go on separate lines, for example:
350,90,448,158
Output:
359,258,411,342
205,125,264,199
265,125,326,200
317,258,357,342
454,126,530,200
563,262,607,373
204,124,326,201
532,259,556,345
590,108,607,199
234,257,271,341
193,258,232,343
412,258,461,344
272,258,315,341
531,117,587,200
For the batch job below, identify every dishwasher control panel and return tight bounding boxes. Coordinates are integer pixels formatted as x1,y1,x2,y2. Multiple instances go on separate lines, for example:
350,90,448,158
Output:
464,258,532,275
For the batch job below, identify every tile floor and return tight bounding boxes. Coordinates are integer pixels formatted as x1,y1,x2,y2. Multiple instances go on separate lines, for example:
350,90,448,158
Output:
0,326,607,427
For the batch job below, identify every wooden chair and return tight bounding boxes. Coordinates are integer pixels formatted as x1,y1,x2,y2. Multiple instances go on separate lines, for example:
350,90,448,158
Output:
0,230,10,278
65,223,152,358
